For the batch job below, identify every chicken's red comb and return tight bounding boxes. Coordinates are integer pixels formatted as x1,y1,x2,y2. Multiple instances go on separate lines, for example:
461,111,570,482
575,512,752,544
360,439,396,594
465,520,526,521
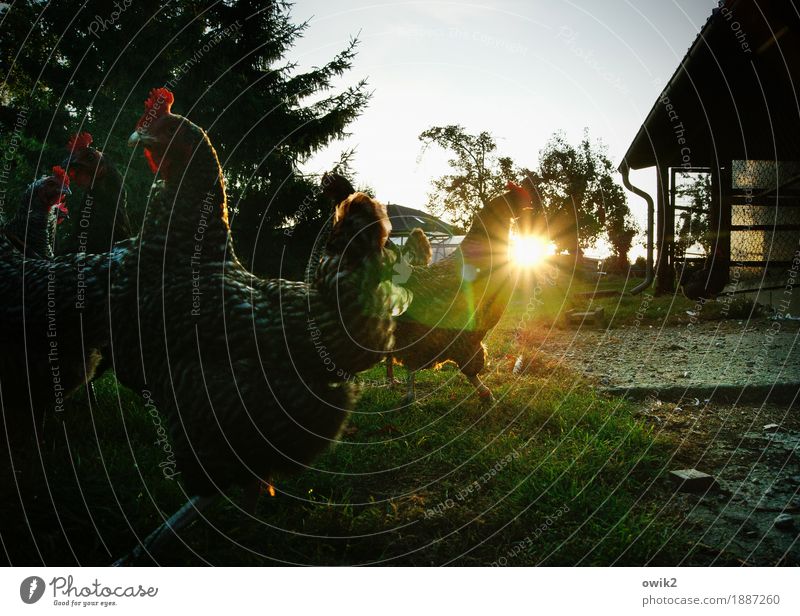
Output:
137,87,174,129
506,181,529,201
67,131,93,152
145,87,173,114
52,165,70,188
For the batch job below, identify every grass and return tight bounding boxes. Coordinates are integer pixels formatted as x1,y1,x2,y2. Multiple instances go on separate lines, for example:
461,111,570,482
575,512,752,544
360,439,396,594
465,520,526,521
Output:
504,263,763,332
0,272,722,566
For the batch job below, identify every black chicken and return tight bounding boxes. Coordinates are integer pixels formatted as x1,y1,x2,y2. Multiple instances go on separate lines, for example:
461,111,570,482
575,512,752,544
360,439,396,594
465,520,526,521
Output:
1,166,70,259
314,171,402,273
680,248,729,300
112,88,410,563
58,132,133,255
303,171,358,282
321,170,357,205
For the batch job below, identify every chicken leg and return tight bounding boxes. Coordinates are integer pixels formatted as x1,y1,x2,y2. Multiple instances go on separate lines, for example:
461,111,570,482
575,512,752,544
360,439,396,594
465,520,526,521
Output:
402,371,417,405
113,494,216,566
385,354,401,386
467,374,495,405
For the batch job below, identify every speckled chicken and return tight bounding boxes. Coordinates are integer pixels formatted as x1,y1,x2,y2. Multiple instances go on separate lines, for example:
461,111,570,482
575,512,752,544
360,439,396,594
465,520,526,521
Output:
58,132,133,255
112,88,410,563
1,167,70,259
393,184,532,403
386,227,432,384
0,174,125,445
59,132,135,389
402,227,432,267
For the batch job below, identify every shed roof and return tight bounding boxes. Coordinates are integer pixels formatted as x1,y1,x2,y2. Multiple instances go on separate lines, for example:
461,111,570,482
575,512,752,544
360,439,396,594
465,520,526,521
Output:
620,0,800,171
385,203,459,236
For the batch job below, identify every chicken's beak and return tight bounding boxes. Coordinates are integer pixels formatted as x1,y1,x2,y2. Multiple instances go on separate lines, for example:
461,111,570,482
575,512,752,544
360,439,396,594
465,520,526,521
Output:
129,130,159,149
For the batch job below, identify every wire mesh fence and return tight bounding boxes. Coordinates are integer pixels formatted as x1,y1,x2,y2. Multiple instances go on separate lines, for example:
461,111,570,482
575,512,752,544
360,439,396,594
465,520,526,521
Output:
670,162,800,287
730,160,800,282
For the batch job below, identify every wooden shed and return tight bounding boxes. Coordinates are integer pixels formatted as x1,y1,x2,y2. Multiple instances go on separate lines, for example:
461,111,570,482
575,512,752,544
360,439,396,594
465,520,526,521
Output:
620,0,800,310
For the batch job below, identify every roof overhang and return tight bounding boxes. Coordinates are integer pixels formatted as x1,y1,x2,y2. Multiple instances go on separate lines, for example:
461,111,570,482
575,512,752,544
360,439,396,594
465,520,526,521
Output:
385,203,459,236
620,0,800,171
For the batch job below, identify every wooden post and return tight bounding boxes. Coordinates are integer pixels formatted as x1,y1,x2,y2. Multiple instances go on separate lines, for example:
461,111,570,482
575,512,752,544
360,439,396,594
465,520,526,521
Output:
718,164,732,271
655,164,675,294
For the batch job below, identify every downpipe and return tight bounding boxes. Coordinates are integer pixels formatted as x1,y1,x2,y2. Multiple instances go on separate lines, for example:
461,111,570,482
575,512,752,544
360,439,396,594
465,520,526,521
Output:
621,163,654,295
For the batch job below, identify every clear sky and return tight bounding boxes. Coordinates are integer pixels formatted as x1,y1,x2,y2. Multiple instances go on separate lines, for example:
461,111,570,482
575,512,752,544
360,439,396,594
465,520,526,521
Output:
286,0,718,251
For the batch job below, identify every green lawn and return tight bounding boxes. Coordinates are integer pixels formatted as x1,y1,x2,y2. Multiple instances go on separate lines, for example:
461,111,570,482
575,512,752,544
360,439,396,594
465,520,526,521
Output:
1,273,728,566
503,264,760,333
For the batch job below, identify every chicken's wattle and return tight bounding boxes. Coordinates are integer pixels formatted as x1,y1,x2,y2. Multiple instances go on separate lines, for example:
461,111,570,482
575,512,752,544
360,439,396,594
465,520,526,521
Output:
144,148,159,174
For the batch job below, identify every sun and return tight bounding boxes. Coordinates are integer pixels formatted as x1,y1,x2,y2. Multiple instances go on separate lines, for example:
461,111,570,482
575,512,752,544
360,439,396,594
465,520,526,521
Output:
509,233,555,267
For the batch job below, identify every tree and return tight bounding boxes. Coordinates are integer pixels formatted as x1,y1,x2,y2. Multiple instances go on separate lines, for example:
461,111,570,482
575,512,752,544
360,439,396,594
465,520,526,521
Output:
604,202,639,270
527,129,631,255
0,1,368,244
674,172,711,257
419,125,517,228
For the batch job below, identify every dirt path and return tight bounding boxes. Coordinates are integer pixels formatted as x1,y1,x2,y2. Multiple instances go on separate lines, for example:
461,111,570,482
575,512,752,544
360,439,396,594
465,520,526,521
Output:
638,400,800,565
519,318,799,565
528,318,800,391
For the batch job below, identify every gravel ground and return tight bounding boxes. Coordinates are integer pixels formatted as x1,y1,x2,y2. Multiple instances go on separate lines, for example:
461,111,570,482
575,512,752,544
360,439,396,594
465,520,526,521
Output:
637,400,800,566
528,318,800,390
517,317,800,565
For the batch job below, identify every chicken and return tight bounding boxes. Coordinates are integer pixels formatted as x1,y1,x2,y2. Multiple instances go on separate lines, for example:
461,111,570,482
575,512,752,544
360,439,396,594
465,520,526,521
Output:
386,227,432,384
58,131,137,393
112,88,410,563
58,132,133,254
392,183,532,403
315,171,402,268
680,248,728,300
303,171,358,282
402,227,432,267
1,166,70,259
321,170,357,205
0,175,125,446
316,173,416,386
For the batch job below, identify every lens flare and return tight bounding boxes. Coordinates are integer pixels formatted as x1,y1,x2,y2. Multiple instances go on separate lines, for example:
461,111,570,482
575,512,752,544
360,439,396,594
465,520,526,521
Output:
509,233,555,267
